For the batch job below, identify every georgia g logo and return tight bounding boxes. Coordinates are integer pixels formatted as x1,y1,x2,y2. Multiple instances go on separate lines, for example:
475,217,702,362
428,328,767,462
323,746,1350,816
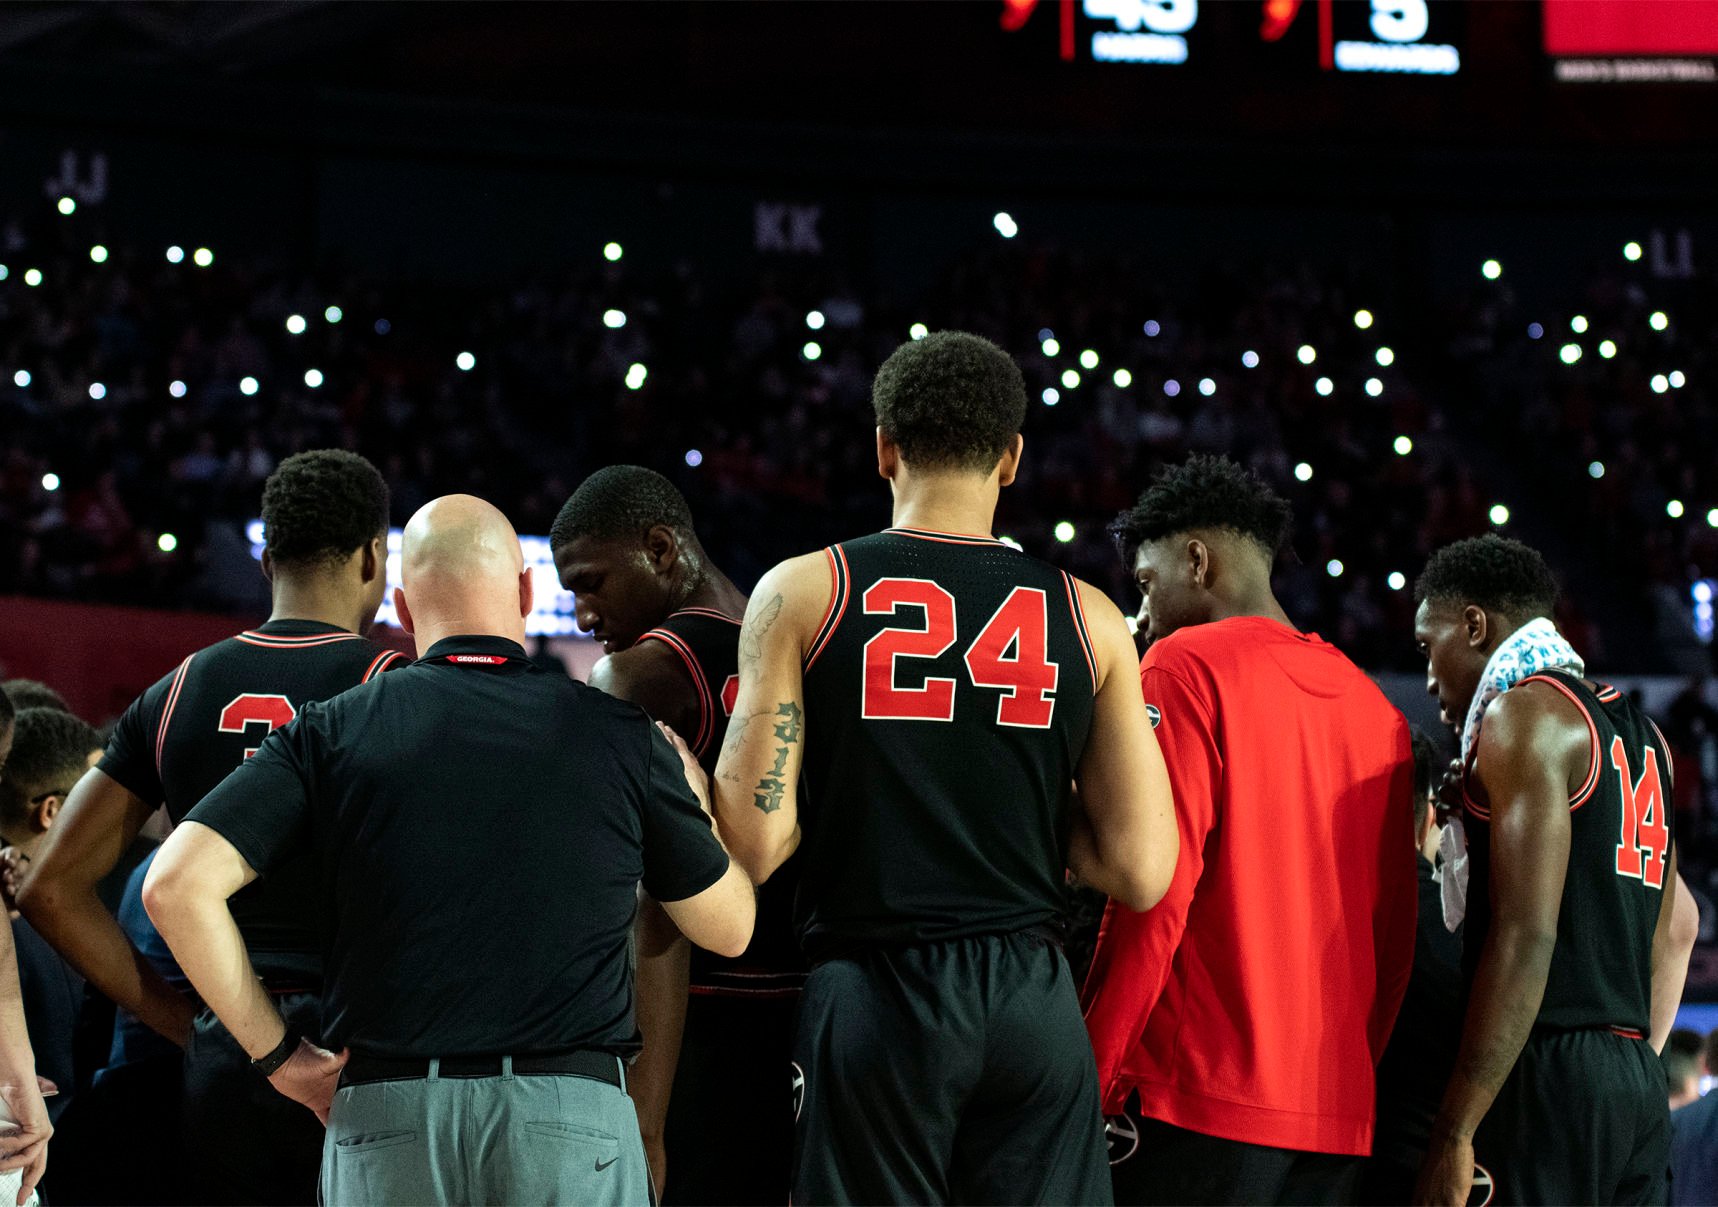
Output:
1145,703,1162,729
791,1062,806,1122
1104,1113,1140,1166
1469,1162,1494,1207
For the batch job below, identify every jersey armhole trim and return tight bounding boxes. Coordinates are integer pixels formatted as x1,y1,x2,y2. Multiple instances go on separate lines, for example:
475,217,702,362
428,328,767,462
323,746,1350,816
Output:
638,629,715,758
1645,715,1676,793
362,650,405,683
1517,674,1602,810
803,545,850,673
154,653,197,777
1061,571,1099,695
671,607,743,625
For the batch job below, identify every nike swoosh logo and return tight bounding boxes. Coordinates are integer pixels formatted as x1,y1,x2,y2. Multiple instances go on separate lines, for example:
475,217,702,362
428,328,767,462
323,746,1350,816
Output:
595,1158,618,1172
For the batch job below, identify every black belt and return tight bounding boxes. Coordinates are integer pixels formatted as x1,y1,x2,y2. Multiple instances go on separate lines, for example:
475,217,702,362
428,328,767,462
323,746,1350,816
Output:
339,1050,622,1090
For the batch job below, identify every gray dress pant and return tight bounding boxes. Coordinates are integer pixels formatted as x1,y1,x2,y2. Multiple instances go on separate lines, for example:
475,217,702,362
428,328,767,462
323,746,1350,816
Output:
320,1057,650,1206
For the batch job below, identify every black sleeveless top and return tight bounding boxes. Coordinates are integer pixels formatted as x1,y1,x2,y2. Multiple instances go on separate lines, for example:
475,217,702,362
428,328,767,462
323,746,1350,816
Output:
1462,670,1673,1034
638,608,804,996
797,528,1099,960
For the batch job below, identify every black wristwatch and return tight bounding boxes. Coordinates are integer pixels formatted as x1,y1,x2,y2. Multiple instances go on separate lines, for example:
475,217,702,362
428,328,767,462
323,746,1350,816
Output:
251,1028,302,1078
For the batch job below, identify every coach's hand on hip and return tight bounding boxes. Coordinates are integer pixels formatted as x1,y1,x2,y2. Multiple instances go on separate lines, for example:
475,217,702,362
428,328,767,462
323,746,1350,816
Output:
268,1038,349,1125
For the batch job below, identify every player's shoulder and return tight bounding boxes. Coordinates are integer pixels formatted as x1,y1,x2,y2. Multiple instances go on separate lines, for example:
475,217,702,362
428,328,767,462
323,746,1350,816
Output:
1479,676,1594,765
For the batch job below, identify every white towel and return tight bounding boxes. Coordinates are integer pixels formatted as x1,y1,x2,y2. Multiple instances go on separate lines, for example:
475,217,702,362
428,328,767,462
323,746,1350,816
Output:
1441,617,1584,931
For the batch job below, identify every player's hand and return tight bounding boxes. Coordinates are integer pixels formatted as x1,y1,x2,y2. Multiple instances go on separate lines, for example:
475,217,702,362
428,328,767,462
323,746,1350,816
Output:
657,722,712,815
1412,1133,1475,1207
1434,757,1465,817
267,1039,349,1125
0,847,27,919
0,1075,52,1204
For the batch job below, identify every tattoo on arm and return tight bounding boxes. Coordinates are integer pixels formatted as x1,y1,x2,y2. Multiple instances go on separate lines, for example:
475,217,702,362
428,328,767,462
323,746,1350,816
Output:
751,702,803,814
738,593,784,670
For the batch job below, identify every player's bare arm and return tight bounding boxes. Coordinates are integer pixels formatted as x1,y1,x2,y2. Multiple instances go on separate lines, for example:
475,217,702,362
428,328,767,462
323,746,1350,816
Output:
712,553,828,884
1414,682,1587,1207
0,918,52,1203
142,821,348,1122
1066,578,1178,911
17,770,199,1045
1650,863,1696,1053
586,643,700,1193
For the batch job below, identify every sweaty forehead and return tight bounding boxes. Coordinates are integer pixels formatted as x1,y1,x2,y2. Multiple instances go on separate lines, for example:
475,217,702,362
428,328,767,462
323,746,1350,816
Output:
1413,596,1459,636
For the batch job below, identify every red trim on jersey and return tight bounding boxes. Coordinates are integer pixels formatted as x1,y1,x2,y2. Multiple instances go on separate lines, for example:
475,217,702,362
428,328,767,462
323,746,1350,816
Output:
688,984,804,1000
154,654,196,776
1519,674,1602,809
361,650,405,682
885,526,1005,547
804,545,851,672
235,633,365,650
1061,571,1098,694
638,628,714,758
1609,1025,1645,1040
1594,684,1621,702
671,607,743,626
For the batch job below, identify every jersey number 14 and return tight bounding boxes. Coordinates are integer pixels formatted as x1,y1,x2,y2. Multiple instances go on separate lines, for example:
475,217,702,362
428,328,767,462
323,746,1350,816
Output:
1611,736,1669,890
860,579,1059,728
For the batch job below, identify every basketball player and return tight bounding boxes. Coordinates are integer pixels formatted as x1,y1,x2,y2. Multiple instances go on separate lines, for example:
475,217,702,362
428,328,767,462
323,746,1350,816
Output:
551,465,802,1205
713,330,1179,1205
1085,454,1416,1206
18,450,406,1205
1411,535,1690,1205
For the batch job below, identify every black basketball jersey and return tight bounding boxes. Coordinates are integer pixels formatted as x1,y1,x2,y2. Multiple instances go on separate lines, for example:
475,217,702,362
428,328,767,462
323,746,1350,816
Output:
99,619,408,984
1462,670,1674,1034
637,608,805,996
797,527,1099,958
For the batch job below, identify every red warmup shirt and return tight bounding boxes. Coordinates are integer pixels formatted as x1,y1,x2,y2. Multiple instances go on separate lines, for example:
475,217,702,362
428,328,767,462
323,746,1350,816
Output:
1082,616,1416,1156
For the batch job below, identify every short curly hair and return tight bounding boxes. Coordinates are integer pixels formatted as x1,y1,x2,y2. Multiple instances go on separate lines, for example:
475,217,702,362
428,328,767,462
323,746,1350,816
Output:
1109,454,1292,559
260,450,389,568
2,679,69,715
0,706,99,825
549,465,694,551
872,331,1027,474
1414,535,1557,619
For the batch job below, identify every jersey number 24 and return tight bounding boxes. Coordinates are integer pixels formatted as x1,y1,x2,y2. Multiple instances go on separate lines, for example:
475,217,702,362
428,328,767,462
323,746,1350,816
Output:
861,579,1059,728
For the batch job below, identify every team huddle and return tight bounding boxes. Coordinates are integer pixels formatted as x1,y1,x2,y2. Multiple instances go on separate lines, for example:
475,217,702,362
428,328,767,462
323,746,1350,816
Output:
1,331,1690,1206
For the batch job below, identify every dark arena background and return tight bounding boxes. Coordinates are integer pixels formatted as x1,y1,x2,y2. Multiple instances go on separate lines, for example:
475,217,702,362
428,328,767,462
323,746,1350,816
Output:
3,0,1718,1196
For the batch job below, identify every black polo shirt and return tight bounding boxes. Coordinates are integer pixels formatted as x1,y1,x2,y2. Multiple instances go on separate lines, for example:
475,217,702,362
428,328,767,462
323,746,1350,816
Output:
185,634,729,1060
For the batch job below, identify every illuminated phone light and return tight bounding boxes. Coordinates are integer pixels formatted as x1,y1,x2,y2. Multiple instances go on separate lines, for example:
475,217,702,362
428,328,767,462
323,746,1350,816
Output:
909,323,929,340
1054,521,1076,544
1061,369,1081,389
169,380,187,398
1394,435,1413,456
1668,499,1685,519
1112,369,1133,388
1599,340,1618,359
456,352,476,372
603,309,627,329
802,341,822,361
88,382,106,401
41,473,59,492
1042,388,1060,406
325,305,343,324
1294,462,1313,482
626,363,649,390
1387,572,1406,592
1326,559,1344,578
685,449,703,468
12,370,29,388
1366,378,1384,398
603,242,623,262
304,369,324,388
1080,349,1099,370
1353,309,1374,330
1163,379,1180,398
1670,371,1686,389
806,310,825,330
1198,378,1215,397
1571,315,1589,334
1037,328,1054,343
1559,344,1582,365
193,247,214,267
166,246,185,264
240,376,260,396
1624,242,1643,262
1143,320,1161,337
1481,259,1502,280
56,196,76,216
158,533,179,553
1042,338,1061,356
23,269,42,287
1527,323,1543,340
1314,377,1334,396
1489,504,1510,526
286,314,307,335
89,245,108,263
993,212,1018,239
1650,374,1669,394
1589,461,1605,480
1241,350,1259,369
1650,312,1670,331
1707,509,1718,529
1297,345,1317,365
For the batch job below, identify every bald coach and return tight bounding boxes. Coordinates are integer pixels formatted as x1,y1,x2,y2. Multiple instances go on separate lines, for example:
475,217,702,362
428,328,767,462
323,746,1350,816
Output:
144,495,754,1206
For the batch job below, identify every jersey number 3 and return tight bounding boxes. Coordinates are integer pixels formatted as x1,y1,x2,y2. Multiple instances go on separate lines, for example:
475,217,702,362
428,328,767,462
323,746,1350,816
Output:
1611,736,1669,890
861,579,1059,728
218,694,298,758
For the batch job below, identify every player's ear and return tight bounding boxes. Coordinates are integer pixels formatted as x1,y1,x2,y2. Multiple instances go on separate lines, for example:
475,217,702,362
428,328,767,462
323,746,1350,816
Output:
876,428,900,481
361,535,383,584
393,587,416,635
36,792,63,832
519,565,535,620
995,434,1024,487
645,525,679,575
1187,538,1211,589
259,549,275,584
1463,604,1489,649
